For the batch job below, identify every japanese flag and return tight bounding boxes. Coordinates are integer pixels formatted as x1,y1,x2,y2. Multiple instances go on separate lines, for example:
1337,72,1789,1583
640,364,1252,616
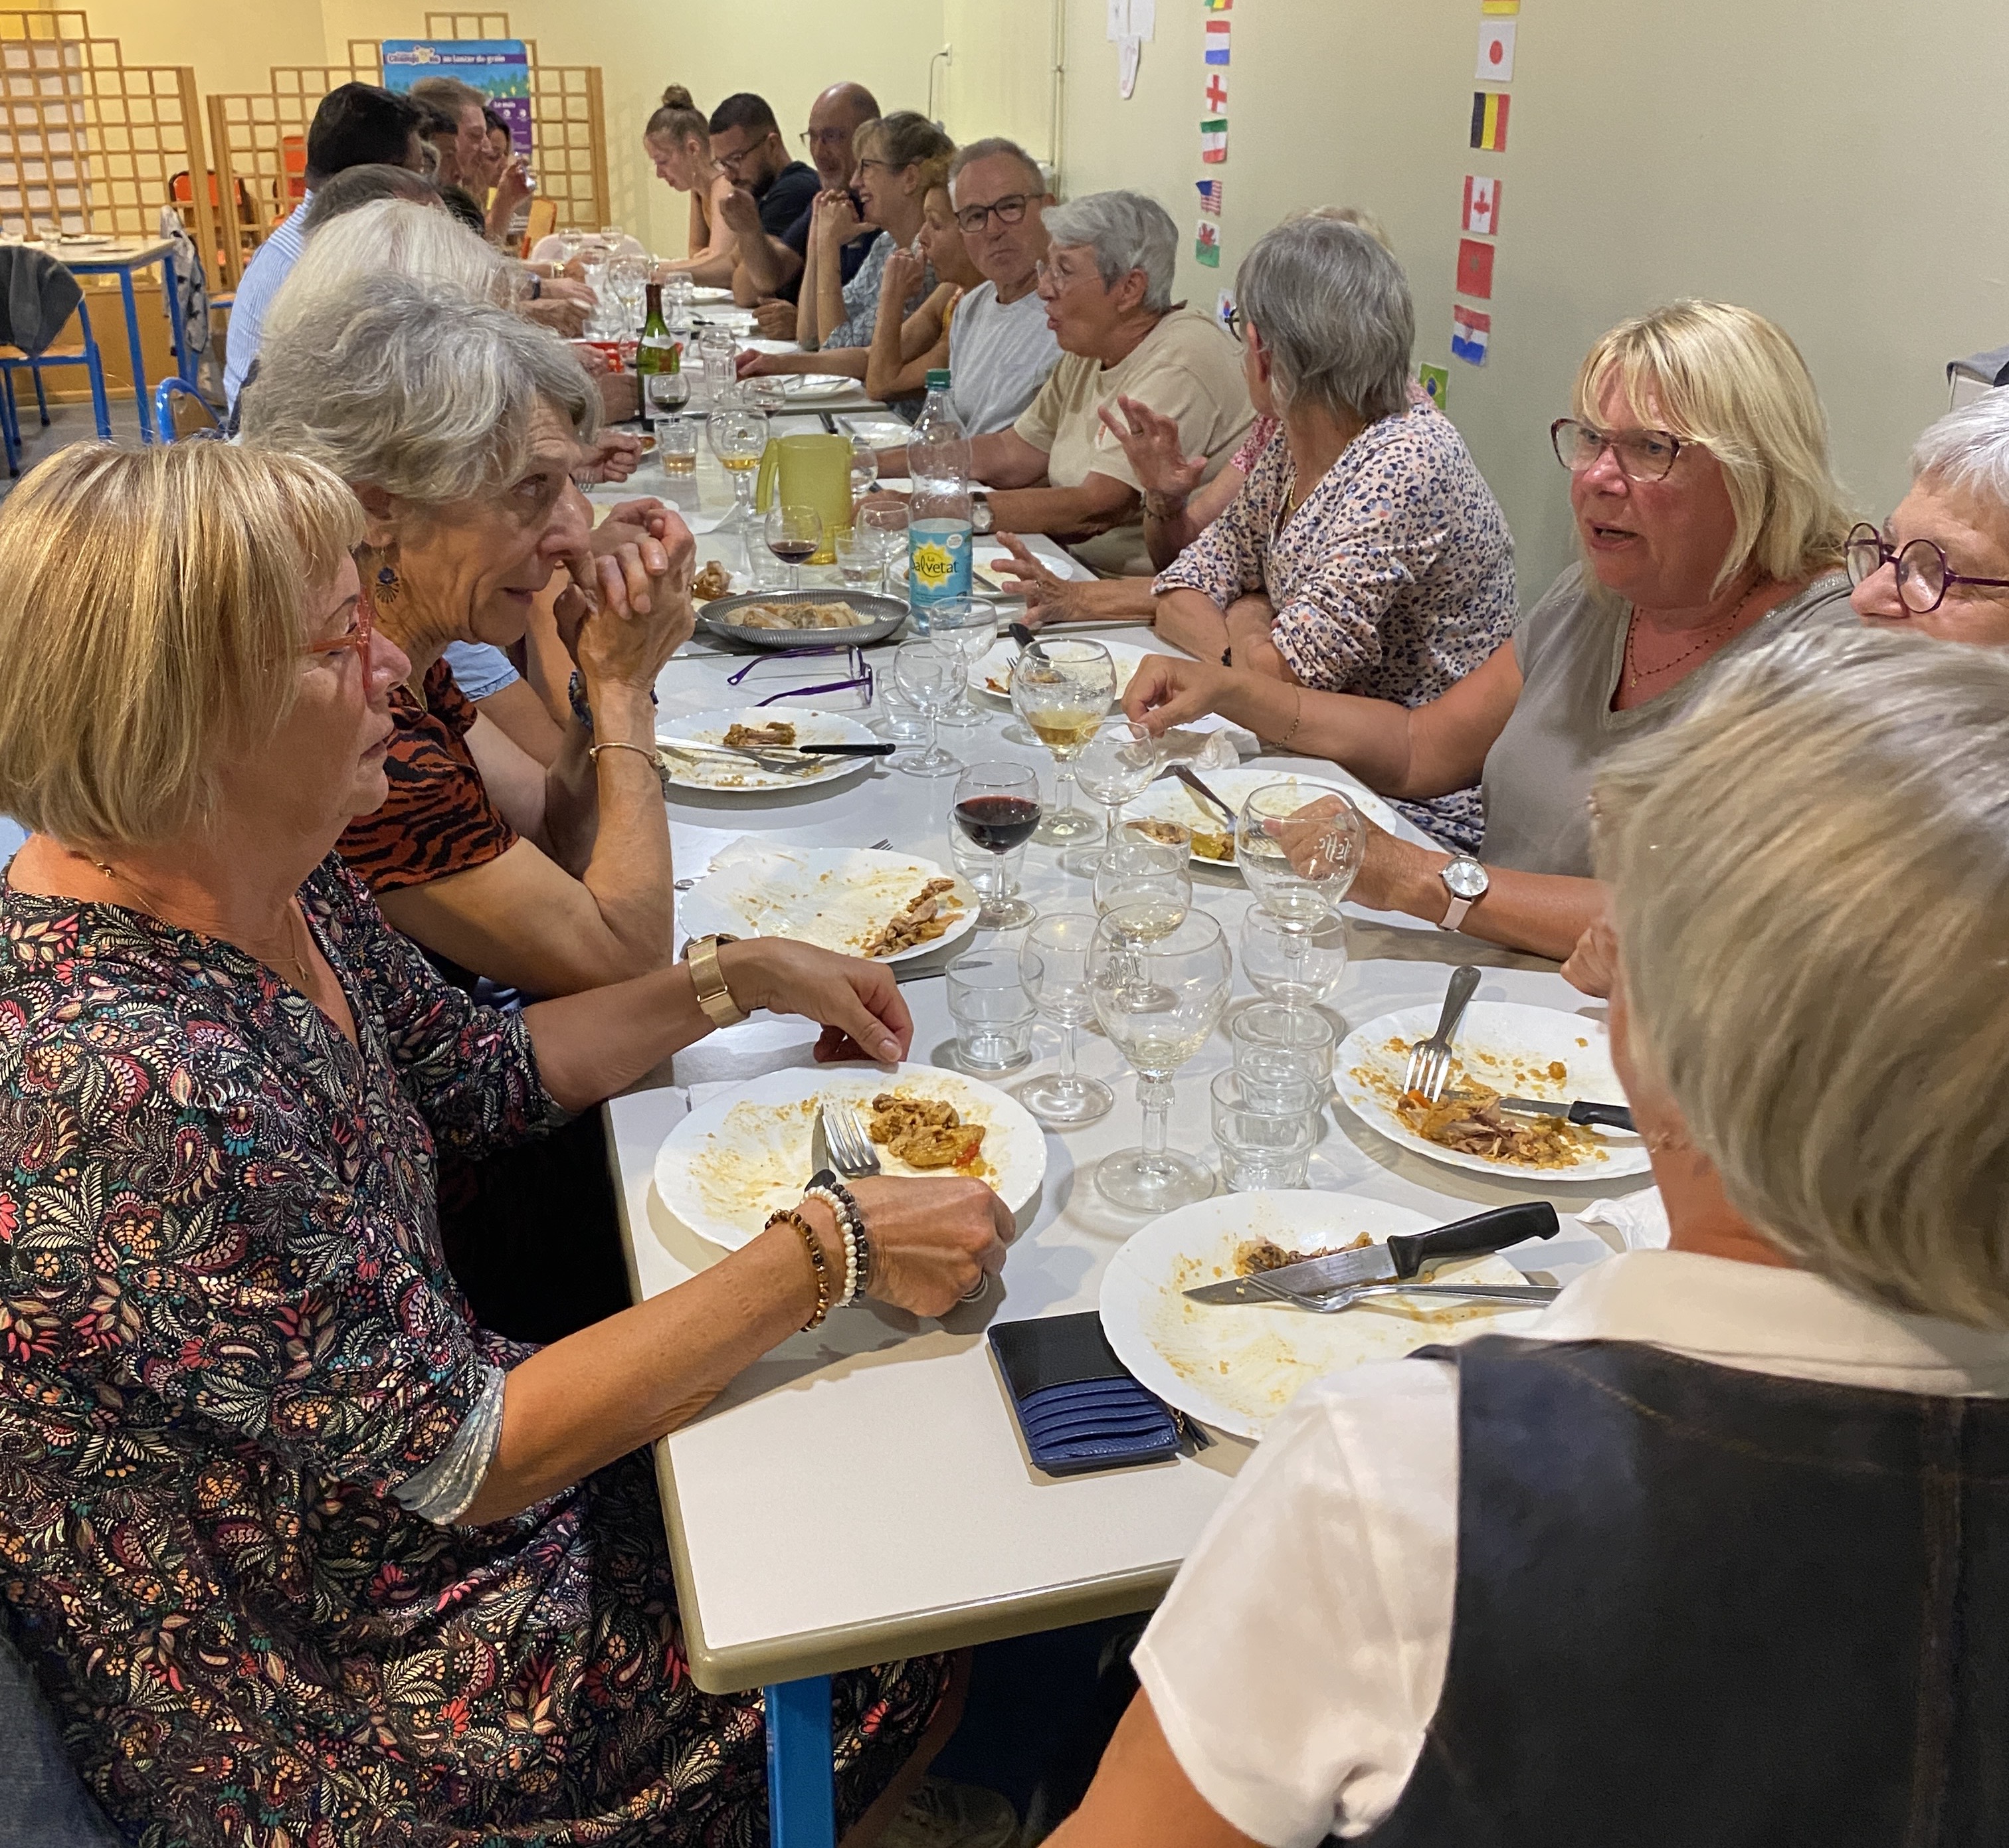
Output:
1476,20,1516,82
1462,175,1500,236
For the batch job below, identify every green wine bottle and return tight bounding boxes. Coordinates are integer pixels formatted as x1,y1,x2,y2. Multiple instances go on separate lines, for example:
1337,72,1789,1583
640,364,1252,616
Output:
636,280,680,378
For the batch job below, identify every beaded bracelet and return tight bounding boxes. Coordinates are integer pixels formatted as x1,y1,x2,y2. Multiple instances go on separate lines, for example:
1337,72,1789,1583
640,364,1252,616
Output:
821,1176,872,1295
805,1186,860,1307
769,1207,830,1329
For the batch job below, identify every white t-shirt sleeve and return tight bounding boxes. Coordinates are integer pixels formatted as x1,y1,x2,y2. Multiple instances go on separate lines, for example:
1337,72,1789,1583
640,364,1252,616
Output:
1132,1356,1463,1847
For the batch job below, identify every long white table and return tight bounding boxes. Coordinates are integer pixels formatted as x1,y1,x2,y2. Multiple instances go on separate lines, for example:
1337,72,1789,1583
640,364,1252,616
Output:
595,436,1645,1845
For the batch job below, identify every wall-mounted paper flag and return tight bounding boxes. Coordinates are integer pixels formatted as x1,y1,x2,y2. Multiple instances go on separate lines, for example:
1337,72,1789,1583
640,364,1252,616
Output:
1476,19,1516,81
1215,288,1238,331
1204,0,1231,11
1195,221,1222,268
1470,92,1510,152
1462,175,1501,236
1196,177,1223,217
1456,237,1496,300
1204,18,1231,62
1452,304,1491,367
1201,118,1228,162
1481,0,1519,13
1417,362,1449,409
1204,70,1228,114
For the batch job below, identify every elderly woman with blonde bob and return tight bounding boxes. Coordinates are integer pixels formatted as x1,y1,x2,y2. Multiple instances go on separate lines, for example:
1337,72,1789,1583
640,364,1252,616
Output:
0,442,1009,1846
1126,300,1856,962
1056,626,2009,1847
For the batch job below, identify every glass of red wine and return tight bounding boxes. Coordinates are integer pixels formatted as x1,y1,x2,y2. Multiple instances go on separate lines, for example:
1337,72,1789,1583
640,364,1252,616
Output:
952,762,1042,929
763,502,822,592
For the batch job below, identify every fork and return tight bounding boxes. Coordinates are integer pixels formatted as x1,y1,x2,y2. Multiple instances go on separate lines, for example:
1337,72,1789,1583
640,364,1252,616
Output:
817,1101,882,1178
1153,761,1238,828
1402,964,1481,1102
1291,1279,1559,1315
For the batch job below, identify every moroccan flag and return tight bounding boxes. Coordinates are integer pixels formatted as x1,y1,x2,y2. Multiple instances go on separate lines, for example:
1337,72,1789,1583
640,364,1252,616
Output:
1462,174,1501,236
1470,90,1510,151
1201,118,1228,162
1205,19,1231,62
1456,238,1496,300
1452,304,1491,367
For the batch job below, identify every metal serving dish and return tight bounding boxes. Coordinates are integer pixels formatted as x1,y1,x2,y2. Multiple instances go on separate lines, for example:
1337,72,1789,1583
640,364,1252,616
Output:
698,589,909,650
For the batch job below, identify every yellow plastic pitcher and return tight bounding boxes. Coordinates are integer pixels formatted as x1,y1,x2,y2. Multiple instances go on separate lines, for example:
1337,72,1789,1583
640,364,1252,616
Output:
753,432,852,564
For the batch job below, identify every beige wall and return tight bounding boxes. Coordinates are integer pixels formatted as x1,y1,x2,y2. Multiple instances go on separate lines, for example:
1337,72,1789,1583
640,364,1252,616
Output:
1052,0,2009,599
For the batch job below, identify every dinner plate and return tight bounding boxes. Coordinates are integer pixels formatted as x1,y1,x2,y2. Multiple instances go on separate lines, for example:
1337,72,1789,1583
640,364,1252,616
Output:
679,842,978,966
968,636,1153,701
699,589,908,650
1099,1191,1541,1441
1334,1001,1650,1180
656,705,880,794
782,373,856,399
654,1061,1048,1251
1123,765,1407,869
688,285,735,304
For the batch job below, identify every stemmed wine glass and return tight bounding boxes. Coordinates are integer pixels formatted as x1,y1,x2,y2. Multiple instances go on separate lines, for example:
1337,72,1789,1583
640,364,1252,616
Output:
849,435,880,508
860,502,908,597
1018,911,1113,1127
1089,908,1232,1210
929,595,995,731
1235,782,1365,1018
952,762,1041,928
1010,638,1116,846
763,503,822,592
1093,826,1193,1006
1070,719,1160,876
892,640,959,777
1240,905,1349,1009
708,407,769,543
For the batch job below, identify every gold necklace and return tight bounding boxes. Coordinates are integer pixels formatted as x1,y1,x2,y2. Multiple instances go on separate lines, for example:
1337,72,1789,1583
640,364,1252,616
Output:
1624,580,1767,691
85,854,313,989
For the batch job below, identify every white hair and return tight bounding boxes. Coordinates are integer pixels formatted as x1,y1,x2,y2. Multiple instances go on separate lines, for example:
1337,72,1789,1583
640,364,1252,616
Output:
1911,387,2009,510
1592,625,2009,1328
1041,190,1177,314
264,197,511,348
242,274,598,507
1237,217,1413,424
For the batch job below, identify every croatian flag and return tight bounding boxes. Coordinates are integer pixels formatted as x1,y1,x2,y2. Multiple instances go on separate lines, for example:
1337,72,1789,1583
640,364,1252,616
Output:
1201,118,1228,162
1196,177,1223,217
1204,19,1231,62
1462,175,1500,236
1452,304,1491,367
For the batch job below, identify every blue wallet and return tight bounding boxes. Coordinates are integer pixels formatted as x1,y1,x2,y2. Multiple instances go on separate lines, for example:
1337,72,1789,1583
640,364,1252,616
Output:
988,1313,1190,1476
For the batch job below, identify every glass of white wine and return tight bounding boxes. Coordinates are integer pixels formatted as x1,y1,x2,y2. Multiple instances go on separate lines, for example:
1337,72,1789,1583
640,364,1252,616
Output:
1088,907,1232,1210
707,407,769,542
1010,638,1116,846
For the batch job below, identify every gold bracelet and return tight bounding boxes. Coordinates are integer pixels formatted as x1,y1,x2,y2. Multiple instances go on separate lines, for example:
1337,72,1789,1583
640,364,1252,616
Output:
1271,689,1305,751
587,740,658,766
769,1208,830,1329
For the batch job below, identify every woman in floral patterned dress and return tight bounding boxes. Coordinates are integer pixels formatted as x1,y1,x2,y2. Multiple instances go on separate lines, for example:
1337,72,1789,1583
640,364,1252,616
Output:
0,441,1014,1847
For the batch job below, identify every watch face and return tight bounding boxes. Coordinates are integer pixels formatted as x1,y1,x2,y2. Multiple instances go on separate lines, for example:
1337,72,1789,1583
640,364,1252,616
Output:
1443,856,1489,900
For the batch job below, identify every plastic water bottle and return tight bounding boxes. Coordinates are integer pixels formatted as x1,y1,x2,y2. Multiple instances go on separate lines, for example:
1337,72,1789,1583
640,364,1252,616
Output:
907,369,973,633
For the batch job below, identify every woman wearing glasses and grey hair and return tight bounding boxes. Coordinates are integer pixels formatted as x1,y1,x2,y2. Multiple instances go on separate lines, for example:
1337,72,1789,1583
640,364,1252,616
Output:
1126,300,1855,965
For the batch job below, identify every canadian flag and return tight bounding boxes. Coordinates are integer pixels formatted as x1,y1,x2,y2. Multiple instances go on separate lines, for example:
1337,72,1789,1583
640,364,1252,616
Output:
1462,175,1500,236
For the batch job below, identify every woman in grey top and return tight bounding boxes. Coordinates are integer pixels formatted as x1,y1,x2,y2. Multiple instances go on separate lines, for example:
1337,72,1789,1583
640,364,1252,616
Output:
1124,300,1856,964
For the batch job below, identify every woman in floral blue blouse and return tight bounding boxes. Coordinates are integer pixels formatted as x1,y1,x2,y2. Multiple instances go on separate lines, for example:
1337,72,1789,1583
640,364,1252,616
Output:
0,441,1014,1846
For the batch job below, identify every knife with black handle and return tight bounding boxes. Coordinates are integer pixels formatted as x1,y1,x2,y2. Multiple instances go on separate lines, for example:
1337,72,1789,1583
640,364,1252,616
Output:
1495,1097,1635,1133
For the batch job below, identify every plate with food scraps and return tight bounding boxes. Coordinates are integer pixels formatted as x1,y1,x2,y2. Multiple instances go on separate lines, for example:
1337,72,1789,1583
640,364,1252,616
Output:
679,841,978,965
968,636,1153,701
656,706,882,794
1099,1190,1540,1441
700,589,908,650
654,1061,1048,1251
781,371,860,399
1123,765,1407,869
1334,1000,1650,1180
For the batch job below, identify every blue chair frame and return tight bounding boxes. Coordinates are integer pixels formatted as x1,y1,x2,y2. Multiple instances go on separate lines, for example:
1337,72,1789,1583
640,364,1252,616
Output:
152,377,219,444
0,294,112,467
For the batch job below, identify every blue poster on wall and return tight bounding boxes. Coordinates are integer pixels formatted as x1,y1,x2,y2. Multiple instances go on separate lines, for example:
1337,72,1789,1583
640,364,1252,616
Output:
381,40,533,156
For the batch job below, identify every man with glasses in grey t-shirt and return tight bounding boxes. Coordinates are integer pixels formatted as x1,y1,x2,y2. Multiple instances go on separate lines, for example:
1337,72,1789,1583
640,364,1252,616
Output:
941,138,1062,432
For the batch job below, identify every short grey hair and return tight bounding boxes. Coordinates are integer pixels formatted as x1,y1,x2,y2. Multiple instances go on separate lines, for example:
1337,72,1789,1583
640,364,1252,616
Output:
1592,626,2009,1328
1236,217,1413,424
264,197,508,348
1911,388,2009,511
948,136,1045,197
242,274,599,507
1041,190,1176,314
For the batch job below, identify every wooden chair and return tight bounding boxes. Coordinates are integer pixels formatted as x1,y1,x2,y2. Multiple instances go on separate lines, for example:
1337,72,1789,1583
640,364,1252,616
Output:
519,193,557,258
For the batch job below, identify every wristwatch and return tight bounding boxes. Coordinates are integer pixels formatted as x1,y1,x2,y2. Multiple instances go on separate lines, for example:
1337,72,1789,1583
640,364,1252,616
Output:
1437,856,1489,932
684,933,748,1027
970,490,995,536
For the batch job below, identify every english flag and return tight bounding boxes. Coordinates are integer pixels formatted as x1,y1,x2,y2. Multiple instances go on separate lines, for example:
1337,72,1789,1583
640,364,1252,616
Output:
1196,177,1223,216
1204,19,1230,62
1201,117,1228,162
1462,175,1501,236
1204,70,1228,114
1456,237,1496,300
1452,304,1491,367
1476,20,1517,82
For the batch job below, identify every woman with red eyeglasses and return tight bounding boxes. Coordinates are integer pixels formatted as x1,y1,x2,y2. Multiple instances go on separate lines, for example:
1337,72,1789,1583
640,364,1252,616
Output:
0,438,1009,1848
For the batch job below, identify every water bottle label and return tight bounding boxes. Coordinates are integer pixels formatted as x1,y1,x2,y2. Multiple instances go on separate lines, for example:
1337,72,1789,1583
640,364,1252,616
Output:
909,524,971,604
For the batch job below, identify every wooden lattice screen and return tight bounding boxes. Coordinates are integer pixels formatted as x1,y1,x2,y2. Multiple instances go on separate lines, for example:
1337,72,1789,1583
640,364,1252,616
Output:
0,9,215,270
205,15,607,287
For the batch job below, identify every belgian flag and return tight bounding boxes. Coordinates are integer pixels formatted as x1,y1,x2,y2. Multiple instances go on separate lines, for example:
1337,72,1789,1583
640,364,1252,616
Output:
1470,90,1510,152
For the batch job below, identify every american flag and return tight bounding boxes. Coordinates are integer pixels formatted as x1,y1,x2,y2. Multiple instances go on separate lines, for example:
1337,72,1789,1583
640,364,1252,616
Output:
1196,178,1223,217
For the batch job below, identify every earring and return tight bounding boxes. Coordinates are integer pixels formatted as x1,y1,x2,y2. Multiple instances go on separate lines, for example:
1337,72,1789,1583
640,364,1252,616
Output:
373,562,401,606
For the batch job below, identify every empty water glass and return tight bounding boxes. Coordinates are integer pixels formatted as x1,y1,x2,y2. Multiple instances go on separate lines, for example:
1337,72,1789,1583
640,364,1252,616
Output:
946,953,1037,1075
1232,1001,1337,1107
1017,911,1114,1127
892,639,959,775
834,527,878,589
929,595,995,731
1210,1069,1318,1192
1240,904,1349,1009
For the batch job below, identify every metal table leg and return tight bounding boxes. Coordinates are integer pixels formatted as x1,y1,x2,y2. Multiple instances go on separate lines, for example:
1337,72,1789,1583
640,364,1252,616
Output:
765,1675,836,1848
115,266,151,442
157,252,191,385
